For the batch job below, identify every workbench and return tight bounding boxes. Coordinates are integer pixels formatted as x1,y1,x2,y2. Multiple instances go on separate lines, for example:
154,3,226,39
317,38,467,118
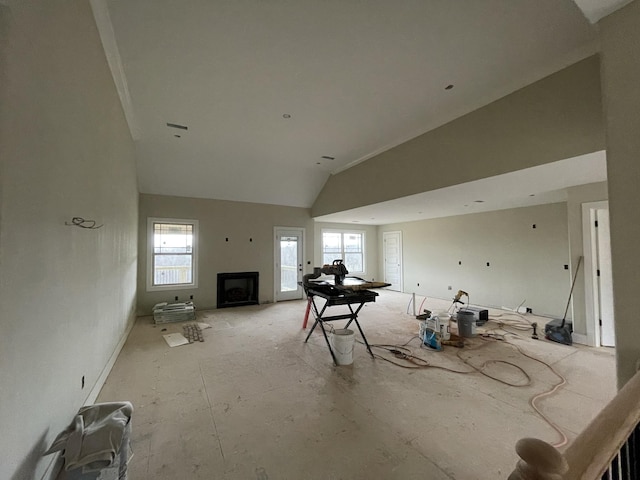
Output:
303,282,378,365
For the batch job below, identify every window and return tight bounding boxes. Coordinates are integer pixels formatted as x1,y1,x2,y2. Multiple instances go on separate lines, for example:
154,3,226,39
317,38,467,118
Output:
322,230,365,274
147,218,198,291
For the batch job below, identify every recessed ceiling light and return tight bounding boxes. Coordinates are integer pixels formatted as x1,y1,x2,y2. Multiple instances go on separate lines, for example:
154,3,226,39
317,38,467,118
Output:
174,135,181,138
445,84,454,90
321,156,335,160
316,162,321,165
282,114,291,118
529,194,535,197
474,200,484,203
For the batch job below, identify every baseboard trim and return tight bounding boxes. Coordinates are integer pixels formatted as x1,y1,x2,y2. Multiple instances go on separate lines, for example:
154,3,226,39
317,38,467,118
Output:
39,315,136,480
84,314,136,406
572,332,589,346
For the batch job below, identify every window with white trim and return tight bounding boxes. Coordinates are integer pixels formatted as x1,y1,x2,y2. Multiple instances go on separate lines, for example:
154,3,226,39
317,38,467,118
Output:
147,218,198,291
322,230,365,274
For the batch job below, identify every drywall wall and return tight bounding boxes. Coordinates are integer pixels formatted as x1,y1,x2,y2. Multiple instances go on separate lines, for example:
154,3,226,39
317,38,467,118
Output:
313,222,379,281
0,2,138,480
378,203,570,317
599,0,640,388
312,56,604,217
138,194,315,314
566,181,609,339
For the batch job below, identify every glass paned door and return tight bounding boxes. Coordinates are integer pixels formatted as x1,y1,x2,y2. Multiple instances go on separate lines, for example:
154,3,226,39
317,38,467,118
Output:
275,228,304,301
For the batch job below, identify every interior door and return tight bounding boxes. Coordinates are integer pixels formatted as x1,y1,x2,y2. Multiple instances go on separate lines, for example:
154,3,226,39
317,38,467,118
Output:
596,209,615,347
383,231,403,291
275,228,304,302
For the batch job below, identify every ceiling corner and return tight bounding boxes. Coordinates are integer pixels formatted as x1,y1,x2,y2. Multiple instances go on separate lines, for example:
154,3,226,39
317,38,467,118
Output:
90,0,141,140
572,0,635,23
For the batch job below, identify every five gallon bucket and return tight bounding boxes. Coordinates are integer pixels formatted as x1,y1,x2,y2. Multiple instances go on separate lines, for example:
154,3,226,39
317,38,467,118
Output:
456,310,476,338
331,329,355,365
437,314,451,341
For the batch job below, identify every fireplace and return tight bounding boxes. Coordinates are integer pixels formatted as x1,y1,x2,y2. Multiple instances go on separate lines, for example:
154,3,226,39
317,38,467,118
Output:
217,272,259,308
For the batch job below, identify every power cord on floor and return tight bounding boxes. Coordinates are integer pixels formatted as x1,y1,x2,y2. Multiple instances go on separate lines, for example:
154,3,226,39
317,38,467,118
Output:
456,336,531,387
491,331,569,448
355,339,473,373
357,330,569,448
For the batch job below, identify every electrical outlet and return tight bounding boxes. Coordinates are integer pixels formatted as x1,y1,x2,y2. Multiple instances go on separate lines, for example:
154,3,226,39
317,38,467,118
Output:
526,307,533,314
175,296,179,301
81,376,85,389
417,282,420,287
448,286,452,290
190,295,193,300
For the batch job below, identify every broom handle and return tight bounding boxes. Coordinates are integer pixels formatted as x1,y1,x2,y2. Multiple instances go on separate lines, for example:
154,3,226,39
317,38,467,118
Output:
562,255,583,322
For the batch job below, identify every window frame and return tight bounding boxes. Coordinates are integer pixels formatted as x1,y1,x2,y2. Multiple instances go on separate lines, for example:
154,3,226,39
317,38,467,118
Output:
146,217,199,292
321,229,366,275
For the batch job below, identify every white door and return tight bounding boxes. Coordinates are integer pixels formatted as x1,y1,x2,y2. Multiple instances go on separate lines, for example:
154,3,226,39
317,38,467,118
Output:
275,228,304,301
596,209,615,347
383,231,403,291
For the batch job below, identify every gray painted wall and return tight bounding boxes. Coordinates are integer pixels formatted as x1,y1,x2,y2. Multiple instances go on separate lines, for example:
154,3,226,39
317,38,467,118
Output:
378,203,571,317
600,0,640,388
138,194,315,314
312,56,604,217
0,2,139,479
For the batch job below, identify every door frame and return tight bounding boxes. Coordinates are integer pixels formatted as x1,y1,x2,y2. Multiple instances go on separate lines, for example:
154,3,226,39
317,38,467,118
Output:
582,200,611,347
273,226,306,303
383,230,403,292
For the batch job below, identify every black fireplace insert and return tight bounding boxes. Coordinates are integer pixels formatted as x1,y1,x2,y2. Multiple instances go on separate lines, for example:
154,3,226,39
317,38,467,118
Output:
217,272,259,308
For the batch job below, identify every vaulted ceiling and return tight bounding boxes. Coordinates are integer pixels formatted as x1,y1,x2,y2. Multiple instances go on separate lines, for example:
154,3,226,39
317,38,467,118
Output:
97,0,628,220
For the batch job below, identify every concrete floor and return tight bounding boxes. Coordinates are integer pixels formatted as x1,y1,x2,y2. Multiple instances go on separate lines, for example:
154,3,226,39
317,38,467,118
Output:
97,290,616,479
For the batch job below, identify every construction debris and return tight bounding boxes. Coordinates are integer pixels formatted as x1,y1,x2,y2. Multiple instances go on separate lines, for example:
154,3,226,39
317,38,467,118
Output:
183,323,204,343
153,301,196,324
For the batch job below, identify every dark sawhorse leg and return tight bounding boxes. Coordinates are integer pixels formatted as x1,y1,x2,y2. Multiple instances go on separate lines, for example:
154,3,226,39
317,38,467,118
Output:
305,297,374,364
304,297,339,365
343,303,375,359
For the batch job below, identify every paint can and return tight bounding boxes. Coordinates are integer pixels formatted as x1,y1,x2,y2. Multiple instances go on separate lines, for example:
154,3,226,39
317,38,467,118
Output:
438,314,451,340
331,329,355,365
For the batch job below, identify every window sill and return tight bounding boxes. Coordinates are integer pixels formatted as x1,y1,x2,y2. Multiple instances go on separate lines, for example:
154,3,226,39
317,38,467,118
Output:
146,283,197,293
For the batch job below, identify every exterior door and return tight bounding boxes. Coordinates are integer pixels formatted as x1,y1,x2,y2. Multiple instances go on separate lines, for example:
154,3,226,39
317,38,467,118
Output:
596,209,615,347
383,231,403,291
275,228,304,301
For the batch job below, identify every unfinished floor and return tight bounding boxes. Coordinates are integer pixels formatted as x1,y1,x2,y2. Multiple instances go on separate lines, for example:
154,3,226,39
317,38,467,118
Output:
97,290,616,479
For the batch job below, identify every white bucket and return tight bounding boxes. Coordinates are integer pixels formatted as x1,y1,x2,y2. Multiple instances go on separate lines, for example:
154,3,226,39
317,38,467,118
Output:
331,329,355,365
438,314,451,341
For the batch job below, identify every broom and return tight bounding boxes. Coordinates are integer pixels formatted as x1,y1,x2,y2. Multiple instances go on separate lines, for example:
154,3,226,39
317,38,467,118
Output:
545,255,583,346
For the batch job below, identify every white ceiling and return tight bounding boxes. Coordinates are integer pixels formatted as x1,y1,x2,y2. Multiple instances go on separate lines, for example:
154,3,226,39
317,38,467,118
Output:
99,0,619,220
572,0,634,23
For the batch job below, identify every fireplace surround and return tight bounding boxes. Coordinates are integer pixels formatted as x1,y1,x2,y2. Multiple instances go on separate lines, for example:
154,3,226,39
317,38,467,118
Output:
217,271,259,308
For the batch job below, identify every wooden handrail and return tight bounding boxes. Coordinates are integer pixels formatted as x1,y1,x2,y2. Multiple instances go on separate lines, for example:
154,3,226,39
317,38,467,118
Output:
508,368,640,479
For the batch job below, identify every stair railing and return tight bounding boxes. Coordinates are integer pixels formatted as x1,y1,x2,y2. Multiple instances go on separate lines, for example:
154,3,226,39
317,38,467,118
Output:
508,367,640,479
